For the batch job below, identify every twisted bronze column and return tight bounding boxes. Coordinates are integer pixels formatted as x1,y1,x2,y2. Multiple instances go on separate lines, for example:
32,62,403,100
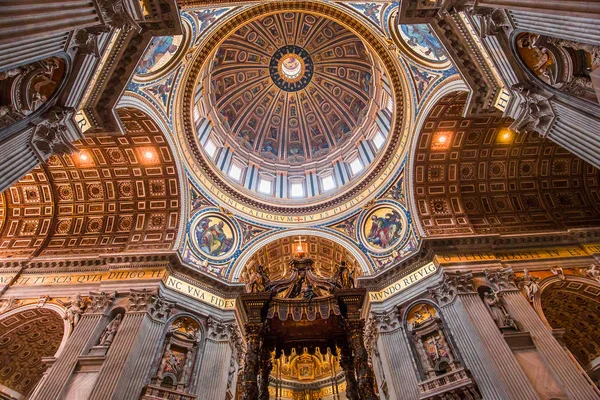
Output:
348,319,378,400
242,323,263,400
340,344,360,400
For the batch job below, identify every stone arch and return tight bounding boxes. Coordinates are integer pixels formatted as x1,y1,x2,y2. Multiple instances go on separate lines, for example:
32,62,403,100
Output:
0,107,182,259
117,96,189,249
229,228,373,282
0,306,66,398
406,78,469,237
537,276,600,381
411,90,600,237
0,55,71,135
512,31,600,105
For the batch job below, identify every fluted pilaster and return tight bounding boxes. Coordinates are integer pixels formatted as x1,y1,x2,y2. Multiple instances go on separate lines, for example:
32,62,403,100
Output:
440,300,510,399
88,311,146,399
195,319,235,399
31,314,102,400
0,0,100,47
459,294,539,399
502,291,600,399
112,317,165,400
377,324,419,400
508,10,600,46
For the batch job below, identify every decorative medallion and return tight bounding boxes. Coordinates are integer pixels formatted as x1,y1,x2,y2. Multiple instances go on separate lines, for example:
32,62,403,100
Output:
190,212,238,260
360,203,408,253
269,45,314,92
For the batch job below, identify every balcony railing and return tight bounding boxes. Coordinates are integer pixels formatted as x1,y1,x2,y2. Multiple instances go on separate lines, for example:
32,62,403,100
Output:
419,368,481,400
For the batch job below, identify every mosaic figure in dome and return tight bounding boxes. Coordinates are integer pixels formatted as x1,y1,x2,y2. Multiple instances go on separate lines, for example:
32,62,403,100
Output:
366,209,402,249
196,217,234,257
400,24,446,61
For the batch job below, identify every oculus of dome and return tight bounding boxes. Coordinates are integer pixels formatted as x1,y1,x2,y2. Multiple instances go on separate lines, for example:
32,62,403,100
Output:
270,45,314,91
177,2,410,221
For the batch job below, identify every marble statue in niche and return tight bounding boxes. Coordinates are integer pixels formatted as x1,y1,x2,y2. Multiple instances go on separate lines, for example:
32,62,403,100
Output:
98,314,122,347
482,290,519,331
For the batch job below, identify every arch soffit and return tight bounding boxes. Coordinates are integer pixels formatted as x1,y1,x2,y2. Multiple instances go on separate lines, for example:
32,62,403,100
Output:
0,108,182,259
229,228,374,282
117,94,189,249
0,303,70,357
405,79,469,238
533,274,600,329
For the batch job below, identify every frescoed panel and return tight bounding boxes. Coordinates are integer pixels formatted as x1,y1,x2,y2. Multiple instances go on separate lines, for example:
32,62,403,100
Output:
136,36,183,76
399,24,447,63
190,212,238,260
361,203,408,253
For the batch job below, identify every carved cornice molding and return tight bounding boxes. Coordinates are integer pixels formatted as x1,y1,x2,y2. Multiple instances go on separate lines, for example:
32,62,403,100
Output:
429,270,475,306
0,253,176,271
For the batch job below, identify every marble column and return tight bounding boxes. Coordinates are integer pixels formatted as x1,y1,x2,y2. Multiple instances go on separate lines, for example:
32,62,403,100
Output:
347,319,378,400
430,271,539,400
242,323,263,400
195,317,237,399
486,268,600,399
88,289,174,400
370,309,419,400
31,292,115,400
339,344,360,400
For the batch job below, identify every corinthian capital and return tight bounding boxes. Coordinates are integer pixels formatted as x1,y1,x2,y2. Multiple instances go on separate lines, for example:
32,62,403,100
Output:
147,294,175,323
128,288,155,311
484,267,517,291
429,270,475,306
370,308,401,334
88,291,117,313
207,317,237,341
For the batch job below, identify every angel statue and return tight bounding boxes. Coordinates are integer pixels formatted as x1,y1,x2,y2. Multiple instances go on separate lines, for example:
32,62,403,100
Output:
334,261,355,289
60,294,87,329
515,269,540,303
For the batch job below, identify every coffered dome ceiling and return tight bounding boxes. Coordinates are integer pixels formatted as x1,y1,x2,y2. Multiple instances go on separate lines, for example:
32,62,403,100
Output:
179,3,408,225
208,12,378,167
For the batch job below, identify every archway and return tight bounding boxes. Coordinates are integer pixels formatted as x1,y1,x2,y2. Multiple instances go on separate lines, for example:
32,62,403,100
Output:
0,307,65,398
540,279,600,384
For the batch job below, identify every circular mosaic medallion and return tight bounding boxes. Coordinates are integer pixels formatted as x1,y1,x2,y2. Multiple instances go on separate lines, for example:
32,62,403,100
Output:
360,203,408,253
190,212,238,261
269,45,314,92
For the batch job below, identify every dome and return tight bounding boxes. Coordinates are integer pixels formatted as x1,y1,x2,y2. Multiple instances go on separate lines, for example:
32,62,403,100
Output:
195,11,395,203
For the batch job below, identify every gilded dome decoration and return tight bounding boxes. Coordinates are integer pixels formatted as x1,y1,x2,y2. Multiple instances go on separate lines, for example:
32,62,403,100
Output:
177,2,409,226
207,12,379,168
